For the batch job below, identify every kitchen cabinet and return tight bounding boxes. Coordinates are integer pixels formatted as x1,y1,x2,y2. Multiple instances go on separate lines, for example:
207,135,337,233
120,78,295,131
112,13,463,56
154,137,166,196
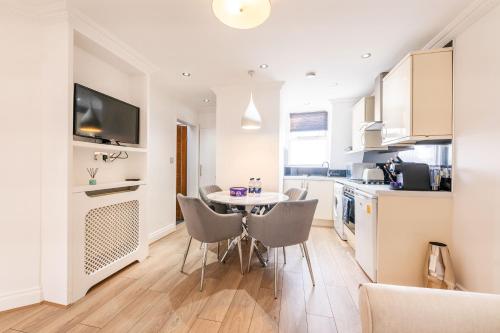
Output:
382,48,453,145
283,178,334,220
352,96,375,152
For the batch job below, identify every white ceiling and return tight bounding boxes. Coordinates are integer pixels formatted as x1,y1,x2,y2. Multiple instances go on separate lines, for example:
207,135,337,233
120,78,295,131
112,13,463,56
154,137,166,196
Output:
69,0,471,111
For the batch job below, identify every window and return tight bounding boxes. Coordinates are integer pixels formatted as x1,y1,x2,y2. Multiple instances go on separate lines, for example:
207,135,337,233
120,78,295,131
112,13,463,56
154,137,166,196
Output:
287,111,330,166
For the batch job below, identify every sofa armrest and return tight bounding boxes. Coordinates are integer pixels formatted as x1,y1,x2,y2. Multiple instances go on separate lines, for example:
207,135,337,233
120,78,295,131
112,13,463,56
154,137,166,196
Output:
359,283,500,333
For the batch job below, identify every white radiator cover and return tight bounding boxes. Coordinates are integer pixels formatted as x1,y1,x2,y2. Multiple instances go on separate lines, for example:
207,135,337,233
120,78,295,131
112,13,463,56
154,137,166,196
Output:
70,185,148,303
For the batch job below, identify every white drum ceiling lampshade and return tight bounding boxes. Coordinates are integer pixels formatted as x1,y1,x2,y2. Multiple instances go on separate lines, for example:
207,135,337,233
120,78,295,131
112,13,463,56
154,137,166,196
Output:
241,70,262,130
212,0,271,29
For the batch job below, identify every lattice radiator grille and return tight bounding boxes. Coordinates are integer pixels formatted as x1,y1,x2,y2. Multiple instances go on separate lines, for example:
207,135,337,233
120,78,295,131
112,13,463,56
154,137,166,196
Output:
84,200,139,275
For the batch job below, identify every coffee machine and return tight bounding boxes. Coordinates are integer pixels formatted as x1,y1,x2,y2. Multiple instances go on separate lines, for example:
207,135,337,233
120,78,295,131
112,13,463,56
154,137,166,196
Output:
388,160,431,191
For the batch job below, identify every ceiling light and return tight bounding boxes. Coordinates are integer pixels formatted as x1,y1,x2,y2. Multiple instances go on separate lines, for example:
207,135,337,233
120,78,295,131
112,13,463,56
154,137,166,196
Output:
361,53,372,59
203,98,210,103
306,72,317,79
259,64,269,69
241,70,262,130
181,72,191,77
212,0,271,29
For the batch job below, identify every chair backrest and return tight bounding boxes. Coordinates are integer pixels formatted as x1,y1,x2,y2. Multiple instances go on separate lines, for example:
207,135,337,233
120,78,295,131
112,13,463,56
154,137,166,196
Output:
199,184,227,214
284,187,308,201
177,194,242,243
247,199,318,247
199,184,223,204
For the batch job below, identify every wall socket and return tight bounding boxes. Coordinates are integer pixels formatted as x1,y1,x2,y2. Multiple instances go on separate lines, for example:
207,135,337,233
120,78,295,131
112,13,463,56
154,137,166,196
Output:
94,152,109,162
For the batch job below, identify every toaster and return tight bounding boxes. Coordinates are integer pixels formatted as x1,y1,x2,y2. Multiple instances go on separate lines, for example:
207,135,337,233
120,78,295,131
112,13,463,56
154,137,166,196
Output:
362,168,385,183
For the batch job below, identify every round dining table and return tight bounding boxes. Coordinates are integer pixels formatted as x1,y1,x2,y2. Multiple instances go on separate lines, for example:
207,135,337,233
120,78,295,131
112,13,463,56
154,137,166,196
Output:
206,190,289,266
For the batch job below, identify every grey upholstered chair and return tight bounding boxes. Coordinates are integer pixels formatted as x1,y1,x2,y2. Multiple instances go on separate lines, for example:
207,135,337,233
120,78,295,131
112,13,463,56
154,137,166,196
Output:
199,184,228,214
269,187,308,262
177,194,244,291
247,199,318,298
284,187,308,201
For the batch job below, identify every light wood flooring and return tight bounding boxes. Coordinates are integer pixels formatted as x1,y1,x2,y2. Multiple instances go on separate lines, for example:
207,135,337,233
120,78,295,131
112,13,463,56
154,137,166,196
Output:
0,224,369,333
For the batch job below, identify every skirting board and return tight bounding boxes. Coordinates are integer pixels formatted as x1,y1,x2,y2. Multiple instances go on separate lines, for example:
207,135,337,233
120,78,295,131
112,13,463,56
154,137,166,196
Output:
0,287,41,312
312,219,334,228
148,224,176,244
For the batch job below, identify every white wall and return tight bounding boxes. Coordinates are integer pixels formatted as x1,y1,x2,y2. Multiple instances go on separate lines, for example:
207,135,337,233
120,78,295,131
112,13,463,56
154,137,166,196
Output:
452,3,500,294
199,111,216,187
214,82,283,191
148,77,198,242
0,6,43,311
330,98,363,169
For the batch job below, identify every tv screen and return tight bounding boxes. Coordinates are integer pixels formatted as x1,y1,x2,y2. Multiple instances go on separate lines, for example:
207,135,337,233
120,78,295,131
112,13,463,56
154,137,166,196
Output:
73,83,140,144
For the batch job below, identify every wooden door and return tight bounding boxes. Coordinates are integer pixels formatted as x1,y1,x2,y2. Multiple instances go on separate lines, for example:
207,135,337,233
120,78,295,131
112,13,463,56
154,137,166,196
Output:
176,125,187,221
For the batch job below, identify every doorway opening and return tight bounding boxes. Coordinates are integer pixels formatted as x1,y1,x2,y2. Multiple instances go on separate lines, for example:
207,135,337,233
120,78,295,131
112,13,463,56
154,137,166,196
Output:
176,123,187,223
175,120,199,224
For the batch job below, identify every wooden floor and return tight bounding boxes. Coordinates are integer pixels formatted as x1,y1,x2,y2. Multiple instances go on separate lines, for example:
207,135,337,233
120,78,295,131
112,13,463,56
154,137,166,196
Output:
0,224,369,333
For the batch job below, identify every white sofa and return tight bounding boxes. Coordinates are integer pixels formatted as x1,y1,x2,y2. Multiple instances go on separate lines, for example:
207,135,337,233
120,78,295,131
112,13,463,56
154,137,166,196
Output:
359,283,500,333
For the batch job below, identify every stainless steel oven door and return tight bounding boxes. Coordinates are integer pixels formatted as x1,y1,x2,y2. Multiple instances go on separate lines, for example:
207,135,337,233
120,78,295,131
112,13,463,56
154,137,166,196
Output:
342,193,355,234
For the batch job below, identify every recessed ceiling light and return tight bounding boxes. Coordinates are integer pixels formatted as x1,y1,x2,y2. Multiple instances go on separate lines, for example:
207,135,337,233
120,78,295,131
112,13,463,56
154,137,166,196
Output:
203,98,210,103
181,72,191,77
306,71,317,78
259,64,269,69
361,53,372,59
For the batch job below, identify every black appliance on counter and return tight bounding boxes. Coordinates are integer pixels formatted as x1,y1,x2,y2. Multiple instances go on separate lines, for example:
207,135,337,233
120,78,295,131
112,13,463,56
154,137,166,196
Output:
390,162,431,191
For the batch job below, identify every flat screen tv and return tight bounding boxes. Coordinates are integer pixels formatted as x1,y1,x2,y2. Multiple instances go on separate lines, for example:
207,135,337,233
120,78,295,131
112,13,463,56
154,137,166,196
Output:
73,83,140,145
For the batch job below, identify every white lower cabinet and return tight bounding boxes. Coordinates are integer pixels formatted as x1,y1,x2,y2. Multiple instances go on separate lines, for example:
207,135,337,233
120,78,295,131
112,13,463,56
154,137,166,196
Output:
283,178,334,220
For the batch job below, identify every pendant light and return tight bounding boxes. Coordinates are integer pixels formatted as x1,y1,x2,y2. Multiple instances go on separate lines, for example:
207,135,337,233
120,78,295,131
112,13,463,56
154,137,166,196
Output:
241,70,262,130
212,0,271,30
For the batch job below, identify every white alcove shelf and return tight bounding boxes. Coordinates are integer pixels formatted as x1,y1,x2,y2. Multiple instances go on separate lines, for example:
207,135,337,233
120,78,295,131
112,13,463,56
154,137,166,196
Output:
69,27,150,303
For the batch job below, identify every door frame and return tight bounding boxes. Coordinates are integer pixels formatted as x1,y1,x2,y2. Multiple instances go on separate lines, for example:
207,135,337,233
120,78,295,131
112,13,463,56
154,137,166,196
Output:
176,119,200,199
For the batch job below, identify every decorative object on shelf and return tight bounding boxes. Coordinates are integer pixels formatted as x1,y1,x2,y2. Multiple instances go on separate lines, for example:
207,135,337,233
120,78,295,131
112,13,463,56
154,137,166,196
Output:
212,0,271,29
230,187,248,197
424,241,456,290
87,168,99,185
241,70,262,130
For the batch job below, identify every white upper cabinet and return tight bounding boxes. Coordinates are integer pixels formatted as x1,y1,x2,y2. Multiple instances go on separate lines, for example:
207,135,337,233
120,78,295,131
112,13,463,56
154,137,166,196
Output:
382,48,453,145
352,96,375,151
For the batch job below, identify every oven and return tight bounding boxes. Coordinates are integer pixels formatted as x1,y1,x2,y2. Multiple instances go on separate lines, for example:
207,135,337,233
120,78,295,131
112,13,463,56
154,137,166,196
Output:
342,186,356,234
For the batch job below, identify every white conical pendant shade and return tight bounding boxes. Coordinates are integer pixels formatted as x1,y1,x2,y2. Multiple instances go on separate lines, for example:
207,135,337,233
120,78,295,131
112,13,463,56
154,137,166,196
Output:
241,92,261,130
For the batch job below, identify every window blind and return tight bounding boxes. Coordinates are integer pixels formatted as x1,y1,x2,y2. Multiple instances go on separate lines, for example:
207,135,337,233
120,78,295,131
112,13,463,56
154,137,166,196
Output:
290,111,328,132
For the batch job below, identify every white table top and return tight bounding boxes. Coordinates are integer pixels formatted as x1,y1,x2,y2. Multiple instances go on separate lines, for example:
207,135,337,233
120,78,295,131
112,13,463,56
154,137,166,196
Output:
207,191,289,206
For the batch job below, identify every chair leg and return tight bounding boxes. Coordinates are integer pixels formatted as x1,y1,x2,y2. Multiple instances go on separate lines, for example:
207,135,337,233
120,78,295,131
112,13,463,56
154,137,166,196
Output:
237,236,244,275
274,248,279,299
217,241,220,260
299,243,305,257
302,242,315,286
200,243,208,291
247,238,255,273
283,247,287,264
267,246,270,262
180,236,192,273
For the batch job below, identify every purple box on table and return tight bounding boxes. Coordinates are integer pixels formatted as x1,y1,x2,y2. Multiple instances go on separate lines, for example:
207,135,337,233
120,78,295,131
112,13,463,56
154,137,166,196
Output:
230,187,247,197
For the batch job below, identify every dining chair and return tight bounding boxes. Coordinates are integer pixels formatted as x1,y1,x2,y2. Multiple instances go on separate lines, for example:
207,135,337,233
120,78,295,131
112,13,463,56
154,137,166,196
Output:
284,187,308,201
177,194,244,291
199,184,229,214
246,199,318,298
269,187,308,262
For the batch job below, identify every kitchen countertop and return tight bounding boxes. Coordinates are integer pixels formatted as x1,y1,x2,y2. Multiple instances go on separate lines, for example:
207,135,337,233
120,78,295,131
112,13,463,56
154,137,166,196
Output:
335,178,452,197
283,175,452,197
283,175,340,181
